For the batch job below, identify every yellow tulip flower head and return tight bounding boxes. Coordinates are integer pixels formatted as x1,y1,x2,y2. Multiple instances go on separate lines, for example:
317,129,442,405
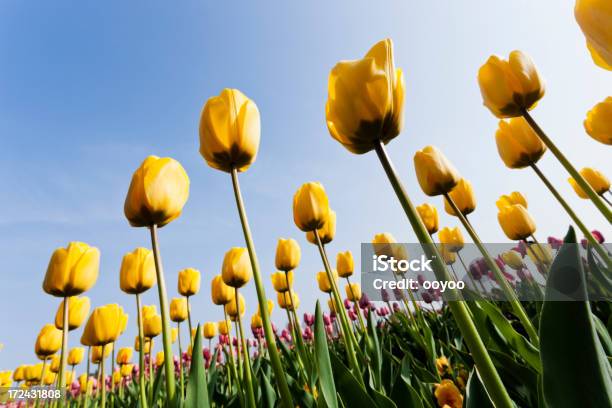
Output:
477,50,545,118
169,297,188,323
584,97,612,145
575,0,612,70
372,233,408,260
306,209,336,245
43,370,56,386
221,247,252,288
271,270,293,293
497,204,536,241
91,343,113,364
336,251,354,278
414,146,461,196
277,291,299,311
316,271,336,293
199,88,261,173
345,283,362,302
142,305,157,320
438,227,465,253
328,298,338,313
134,336,152,354
568,167,610,198
43,241,100,297
35,324,62,358
438,244,456,265
0,370,12,387
112,370,121,385
143,314,162,338
120,364,133,377
416,203,439,235
444,178,476,217
500,250,525,271
224,293,245,320
326,38,405,154
25,363,44,383
293,182,331,232
178,268,201,297
527,243,553,265
116,347,133,365
257,299,275,317
275,238,301,272
218,320,231,336
251,314,263,330
496,192,528,210
82,304,127,346
495,117,547,168
171,327,178,344
49,355,60,373
155,351,164,368
211,274,234,306
124,155,190,228
203,322,217,339
55,296,90,331
13,366,25,382
119,247,156,295
435,379,464,408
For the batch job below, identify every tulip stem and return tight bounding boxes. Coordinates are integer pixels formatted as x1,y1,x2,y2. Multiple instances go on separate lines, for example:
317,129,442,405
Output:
83,347,90,408
530,163,611,268
100,345,106,408
235,289,256,408
374,140,513,408
522,109,612,223
177,322,184,400
58,297,68,407
601,194,612,207
285,272,310,384
149,224,177,405
229,168,294,408
346,277,367,333
223,309,241,401
186,297,194,348
135,294,148,408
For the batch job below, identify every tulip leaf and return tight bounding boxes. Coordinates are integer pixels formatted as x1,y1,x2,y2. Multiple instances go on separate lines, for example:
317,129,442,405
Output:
259,368,277,408
151,364,164,406
587,245,612,296
366,309,383,391
314,300,338,408
390,372,423,408
185,324,211,408
540,227,612,407
329,351,378,407
465,368,494,408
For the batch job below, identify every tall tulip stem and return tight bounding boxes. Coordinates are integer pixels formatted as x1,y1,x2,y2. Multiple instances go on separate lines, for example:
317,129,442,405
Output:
100,345,106,408
58,296,68,406
177,322,184,399
148,225,176,405
186,297,194,347
522,109,612,223
374,140,513,408
235,289,256,408
229,168,294,408
223,308,240,399
135,294,148,408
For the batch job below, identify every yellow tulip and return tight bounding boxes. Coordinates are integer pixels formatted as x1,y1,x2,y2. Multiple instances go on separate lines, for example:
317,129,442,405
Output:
435,379,464,408
155,351,164,367
306,209,336,245
275,238,301,272
218,320,231,336
169,297,188,323
203,322,217,339
221,247,252,288
143,314,162,338
0,370,12,387
345,283,362,302
211,274,234,306
50,355,60,373
25,363,44,382
444,178,476,216
271,271,293,293
43,242,100,297
113,370,122,385
477,50,545,118
43,370,56,386
438,244,456,265
91,343,113,364
336,251,354,278
224,293,245,320
584,97,612,145
251,314,263,329
124,155,190,228
199,88,261,173
35,324,62,357
325,38,404,154
438,227,465,253
500,250,524,271
497,204,536,241
134,336,152,354
277,291,300,311
575,0,612,70
495,117,547,168
13,366,25,382
496,191,528,210
81,304,127,346
372,233,408,260
55,296,90,331
293,182,330,232
120,364,133,377
527,244,553,265
119,247,156,295
416,203,439,235
257,299,275,317
328,298,338,313
171,327,178,344
414,146,460,196
178,268,201,297
142,305,157,320
316,271,337,293
116,347,133,365
568,167,610,198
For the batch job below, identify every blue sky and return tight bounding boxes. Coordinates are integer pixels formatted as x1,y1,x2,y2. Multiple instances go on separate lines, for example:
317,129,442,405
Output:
1,1,610,372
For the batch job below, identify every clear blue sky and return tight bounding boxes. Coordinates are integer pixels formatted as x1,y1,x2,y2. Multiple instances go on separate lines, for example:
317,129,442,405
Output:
1,1,610,372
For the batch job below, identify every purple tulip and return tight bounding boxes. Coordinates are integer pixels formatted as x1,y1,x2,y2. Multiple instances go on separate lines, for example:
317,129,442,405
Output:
380,288,390,302
359,292,371,309
303,313,315,327
547,236,563,250
422,292,433,304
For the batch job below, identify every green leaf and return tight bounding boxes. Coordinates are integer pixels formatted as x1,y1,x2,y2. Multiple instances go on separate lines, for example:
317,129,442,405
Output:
540,227,612,407
390,373,423,408
259,368,277,408
330,352,378,407
366,309,383,391
314,300,338,408
465,368,494,408
185,324,211,408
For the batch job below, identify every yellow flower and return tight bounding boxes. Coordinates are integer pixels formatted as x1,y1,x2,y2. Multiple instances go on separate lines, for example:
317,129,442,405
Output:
328,298,338,313
497,204,536,241
277,291,300,311
119,247,156,295
25,363,44,383
134,336,152,354
199,88,260,173
112,370,122,385
414,146,460,196
35,324,62,358
345,283,362,302
91,344,113,364
81,304,127,346
203,322,217,339
251,314,263,330
55,296,90,331
211,274,234,306
306,210,336,245
325,38,404,154
495,117,547,168
584,97,612,145
141,305,157,320
143,314,162,338
124,155,190,228
170,297,188,323
316,271,336,293
501,250,525,271
416,203,439,235
438,227,465,253
120,364,133,377
155,351,164,367
271,271,293,293
568,167,610,198
575,0,612,70
477,50,545,118
444,178,476,216
218,320,231,336
372,233,408,260
0,371,12,387
43,370,56,386
434,379,463,408
222,247,252,288
50,355,60,373
256,299,274,317
116,347,133,365
275,238,301,272
435,356,451,376
13,366,25,382
224,293,245,320
293,182,330,232
43,242,100,297
527,244,553,266
336,251,354,278
496,191,528,210
438,244,456,265
171,327,178,344
178,268,201,297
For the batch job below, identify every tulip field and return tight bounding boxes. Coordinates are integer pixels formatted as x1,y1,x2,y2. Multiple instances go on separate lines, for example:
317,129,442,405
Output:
1,2,612,408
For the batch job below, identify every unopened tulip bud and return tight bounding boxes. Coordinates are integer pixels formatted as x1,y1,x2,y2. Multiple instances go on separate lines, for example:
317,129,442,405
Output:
91,344,113,364
496,191,528,210
218,320,231,336
211,274,234,306
178,268,200,297
271,271,293,293
497,204,536,241
224,293,245,319
293,182,330,232
221,248,252,288
336,251,354,278
345,283,362,302
306,210,336,245
500,250,525,271
81,304,127,346
43,242,100,297
438,227,465,253
119,247,156,295
495,118,547,168
143,314,162,338
444,178,476,216
583,97,612,145
55,296,91,331
416,203,439,235
50,355,60,373
568,167,610,198
203,322,217,339
275,238,301,272
414,146,460,196
169,297,188,323
575,0,612,71
316,271,336,293
35,324,62,358
116,347,133,365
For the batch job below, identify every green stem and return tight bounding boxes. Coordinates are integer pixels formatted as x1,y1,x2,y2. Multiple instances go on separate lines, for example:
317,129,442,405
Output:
286,273,310,382
374,141,513,408
186,296,194,348
223,309,241,402
147,349,152,404
346,277,367,334
100,345,106,408
84,347,90,408
522,109,612,223
530,163,611,269
177,322,184,400
149,224,177,404
235,289,256,408
58,296,68,407
229,168,294,408
135,294,148,408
